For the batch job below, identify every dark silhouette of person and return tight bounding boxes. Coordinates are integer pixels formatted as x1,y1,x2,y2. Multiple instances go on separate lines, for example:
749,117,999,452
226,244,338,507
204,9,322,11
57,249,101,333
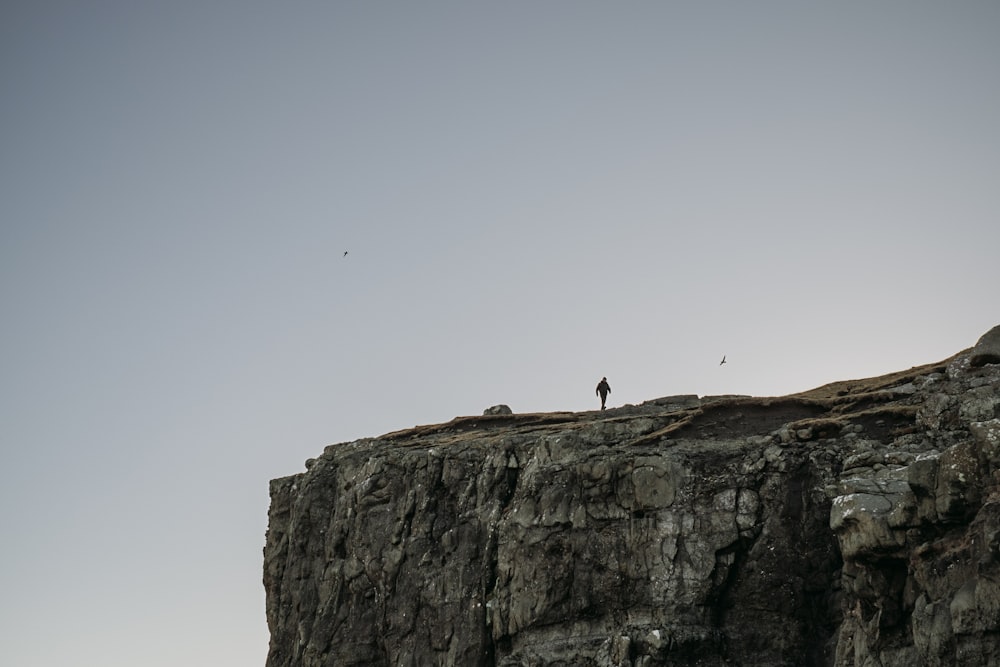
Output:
596,377,611,410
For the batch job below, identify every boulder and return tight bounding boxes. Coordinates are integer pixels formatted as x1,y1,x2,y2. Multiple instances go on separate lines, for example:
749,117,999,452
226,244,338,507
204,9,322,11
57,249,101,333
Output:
971,324,1000,367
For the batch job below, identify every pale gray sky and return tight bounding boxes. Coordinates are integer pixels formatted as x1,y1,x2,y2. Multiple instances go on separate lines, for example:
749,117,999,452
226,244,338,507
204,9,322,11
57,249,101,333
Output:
2,2,998,665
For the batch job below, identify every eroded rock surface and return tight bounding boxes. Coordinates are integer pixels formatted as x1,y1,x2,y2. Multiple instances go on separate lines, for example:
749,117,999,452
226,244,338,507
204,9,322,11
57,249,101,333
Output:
264,335,1000,666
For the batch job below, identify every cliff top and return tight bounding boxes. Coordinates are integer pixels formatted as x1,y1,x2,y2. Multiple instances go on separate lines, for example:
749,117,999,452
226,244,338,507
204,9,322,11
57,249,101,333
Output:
358,352,961,454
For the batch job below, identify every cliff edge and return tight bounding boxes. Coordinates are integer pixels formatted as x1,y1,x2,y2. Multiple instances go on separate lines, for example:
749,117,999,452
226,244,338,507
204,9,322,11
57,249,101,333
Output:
264,326,1000,666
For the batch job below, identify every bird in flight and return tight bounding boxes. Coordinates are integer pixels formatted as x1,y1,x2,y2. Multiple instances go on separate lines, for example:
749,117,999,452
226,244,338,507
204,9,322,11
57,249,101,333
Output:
719,355,727,366
343,251,348,257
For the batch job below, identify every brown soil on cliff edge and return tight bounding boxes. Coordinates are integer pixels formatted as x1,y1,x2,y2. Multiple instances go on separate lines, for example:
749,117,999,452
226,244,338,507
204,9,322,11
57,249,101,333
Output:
656,353,958,444
791,353,959,401
378,353,961,447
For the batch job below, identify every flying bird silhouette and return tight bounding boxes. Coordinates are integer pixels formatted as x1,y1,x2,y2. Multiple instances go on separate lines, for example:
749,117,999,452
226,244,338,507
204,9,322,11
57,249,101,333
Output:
720,355,727,366
343,251,348,257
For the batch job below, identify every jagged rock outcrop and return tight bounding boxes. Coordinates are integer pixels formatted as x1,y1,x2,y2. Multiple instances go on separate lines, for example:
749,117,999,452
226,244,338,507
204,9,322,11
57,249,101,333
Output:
264,330,1000,666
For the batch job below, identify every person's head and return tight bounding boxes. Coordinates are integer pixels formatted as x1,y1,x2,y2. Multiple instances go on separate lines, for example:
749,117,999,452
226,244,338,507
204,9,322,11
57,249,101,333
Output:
602,377,607,381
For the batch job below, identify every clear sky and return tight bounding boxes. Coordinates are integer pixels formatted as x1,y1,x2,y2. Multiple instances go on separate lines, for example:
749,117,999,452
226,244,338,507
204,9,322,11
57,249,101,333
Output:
1,2,998,665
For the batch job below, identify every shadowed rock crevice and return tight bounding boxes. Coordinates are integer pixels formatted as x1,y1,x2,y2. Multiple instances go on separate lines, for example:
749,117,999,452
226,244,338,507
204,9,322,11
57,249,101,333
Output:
265,332,1000,666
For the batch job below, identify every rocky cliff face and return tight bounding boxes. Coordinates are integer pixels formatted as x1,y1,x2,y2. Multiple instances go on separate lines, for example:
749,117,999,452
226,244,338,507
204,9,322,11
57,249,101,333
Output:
264,326,1000,666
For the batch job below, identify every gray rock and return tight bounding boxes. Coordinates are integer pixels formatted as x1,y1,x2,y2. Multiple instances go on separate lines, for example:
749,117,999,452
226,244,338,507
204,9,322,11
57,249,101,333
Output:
971,324,1000,367
971,419,1000,464
830,478,917,559
483,404,513,415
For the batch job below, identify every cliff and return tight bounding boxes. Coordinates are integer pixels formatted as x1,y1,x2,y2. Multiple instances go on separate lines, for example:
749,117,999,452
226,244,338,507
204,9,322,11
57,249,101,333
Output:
264,325,1000,666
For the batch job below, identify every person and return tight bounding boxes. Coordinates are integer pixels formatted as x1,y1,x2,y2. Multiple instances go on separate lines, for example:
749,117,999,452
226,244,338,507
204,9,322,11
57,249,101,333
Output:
596,377,611,410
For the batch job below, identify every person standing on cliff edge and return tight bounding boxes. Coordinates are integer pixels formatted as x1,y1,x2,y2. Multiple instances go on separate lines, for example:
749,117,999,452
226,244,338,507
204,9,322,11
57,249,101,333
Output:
596,377,611,410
